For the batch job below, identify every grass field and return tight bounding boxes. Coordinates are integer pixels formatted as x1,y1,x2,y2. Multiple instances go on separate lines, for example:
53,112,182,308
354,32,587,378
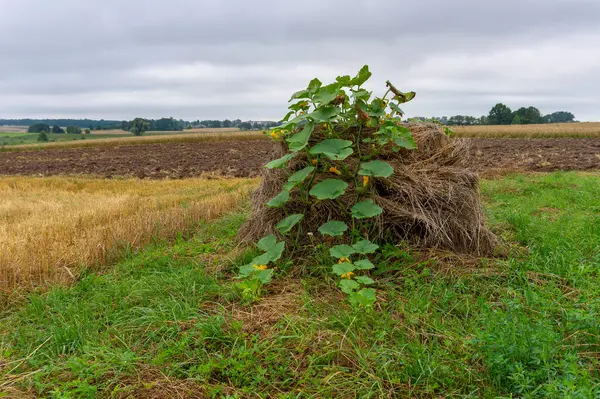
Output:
0,131,265,153
0,133,131,147
0,176,256,292
1,172,599,397
453,122,600,138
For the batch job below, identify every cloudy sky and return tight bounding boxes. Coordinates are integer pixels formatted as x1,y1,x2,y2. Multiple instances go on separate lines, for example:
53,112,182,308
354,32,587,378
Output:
1,0,599,121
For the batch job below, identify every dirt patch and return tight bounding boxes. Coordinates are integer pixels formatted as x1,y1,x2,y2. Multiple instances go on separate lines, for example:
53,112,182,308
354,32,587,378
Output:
0,140,277,179
471,138,600,173
0,138,599,179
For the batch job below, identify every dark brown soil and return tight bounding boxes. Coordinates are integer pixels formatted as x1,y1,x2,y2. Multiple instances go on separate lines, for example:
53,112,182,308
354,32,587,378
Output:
0,140,277,179
0,138,598,179
470,138,600,173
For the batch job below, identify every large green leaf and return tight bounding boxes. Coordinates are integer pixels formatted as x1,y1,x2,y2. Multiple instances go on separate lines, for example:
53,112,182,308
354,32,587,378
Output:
318,221,348,237
348,288,377,309
257,235,277,252
238,264,256,278
339,279,360,294
330,245,357,259
289,90,309,101
276,214,304,234
351,200,383,219
395,91,416,104
287,122,314,152
310,139,354,161
394,136,417,150
313,83,342,105
283,165,315,191
352,240,379,254
354,259,375,270
265,153,295,169
359,160,394,178
350,65,372,87
255,269,274,284
266,241,285,262
307,106,341,123
352,89,371,101
332,262,356,276
355,276,374,285
309,179,348,200
267,190,290,208
335,75,352,86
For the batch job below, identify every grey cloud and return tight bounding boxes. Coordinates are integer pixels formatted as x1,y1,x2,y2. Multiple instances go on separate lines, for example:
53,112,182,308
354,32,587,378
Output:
0,0,599,121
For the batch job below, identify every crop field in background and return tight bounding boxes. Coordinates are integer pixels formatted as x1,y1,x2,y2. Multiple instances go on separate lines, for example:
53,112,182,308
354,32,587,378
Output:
0,176,256,292
0,130,264,152
1,172,599,397
453,122,600,138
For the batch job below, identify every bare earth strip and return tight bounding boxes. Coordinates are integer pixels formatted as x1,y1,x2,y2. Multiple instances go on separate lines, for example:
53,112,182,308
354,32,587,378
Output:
0,138,599,179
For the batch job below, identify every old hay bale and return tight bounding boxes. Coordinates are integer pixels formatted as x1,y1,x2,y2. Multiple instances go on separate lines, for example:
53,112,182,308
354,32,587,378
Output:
239,123,495,255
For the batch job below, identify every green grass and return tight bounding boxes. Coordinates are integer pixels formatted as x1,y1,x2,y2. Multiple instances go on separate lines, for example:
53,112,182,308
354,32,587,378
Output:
0,133,130,147
1,172,599,398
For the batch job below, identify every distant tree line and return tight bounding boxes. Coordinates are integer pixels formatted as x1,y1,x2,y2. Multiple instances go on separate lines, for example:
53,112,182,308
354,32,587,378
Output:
27,124,85,134
416,104,576,126
187,119,279,130
120,117,185,133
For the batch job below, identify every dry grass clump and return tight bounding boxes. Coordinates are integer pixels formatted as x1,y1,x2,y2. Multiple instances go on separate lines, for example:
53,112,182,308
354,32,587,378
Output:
0,176,257,290
240,123,495,255
453,122,600,138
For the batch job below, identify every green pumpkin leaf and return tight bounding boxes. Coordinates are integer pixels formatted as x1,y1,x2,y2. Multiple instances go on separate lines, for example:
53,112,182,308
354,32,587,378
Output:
352,89,371,101
359,160,394,178
352,240,379,254
276,214,304,235
395,91,416,104
307,106,341,123
332,262,356,276
289,89,309,101
238,264,256,278
354,259,375,270
318,221,348,237
257,235,277,251
313,83,342,105
266,241,285,262
283,165,315,191
350,65,372,86
348,288,377,308
307,78,322,94
310,139,354,161
267,190,290,208
255,269,274,284
355,276,375,285
330,245,357,259
265,153,295,169
336,75,352,86
351,200,383,219
339,279,360,294
394,136,418,150
309,179,348,200
287,122,315,152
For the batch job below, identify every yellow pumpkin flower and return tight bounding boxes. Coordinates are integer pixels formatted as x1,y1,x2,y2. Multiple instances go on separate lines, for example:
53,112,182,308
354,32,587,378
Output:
338,257,351,264
363,176,369,187
311,159,317,165
329,166,342,175
341,272,355,279
253,264,268,270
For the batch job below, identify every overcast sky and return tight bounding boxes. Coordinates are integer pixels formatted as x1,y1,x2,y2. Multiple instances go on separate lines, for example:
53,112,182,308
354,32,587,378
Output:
1,0,599,121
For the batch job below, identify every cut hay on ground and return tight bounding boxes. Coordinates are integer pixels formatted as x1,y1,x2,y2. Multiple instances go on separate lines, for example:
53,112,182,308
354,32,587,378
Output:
239,123,495,255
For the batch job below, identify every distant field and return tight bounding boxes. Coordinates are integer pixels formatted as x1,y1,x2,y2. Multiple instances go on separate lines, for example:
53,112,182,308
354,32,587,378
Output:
0,176,257,290
0,132,129,147
0,125,27,133
92,127,240,135
1,130,264,152
453,122,600,138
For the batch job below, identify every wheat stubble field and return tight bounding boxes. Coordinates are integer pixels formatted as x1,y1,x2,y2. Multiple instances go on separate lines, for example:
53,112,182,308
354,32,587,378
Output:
0,176,256,290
